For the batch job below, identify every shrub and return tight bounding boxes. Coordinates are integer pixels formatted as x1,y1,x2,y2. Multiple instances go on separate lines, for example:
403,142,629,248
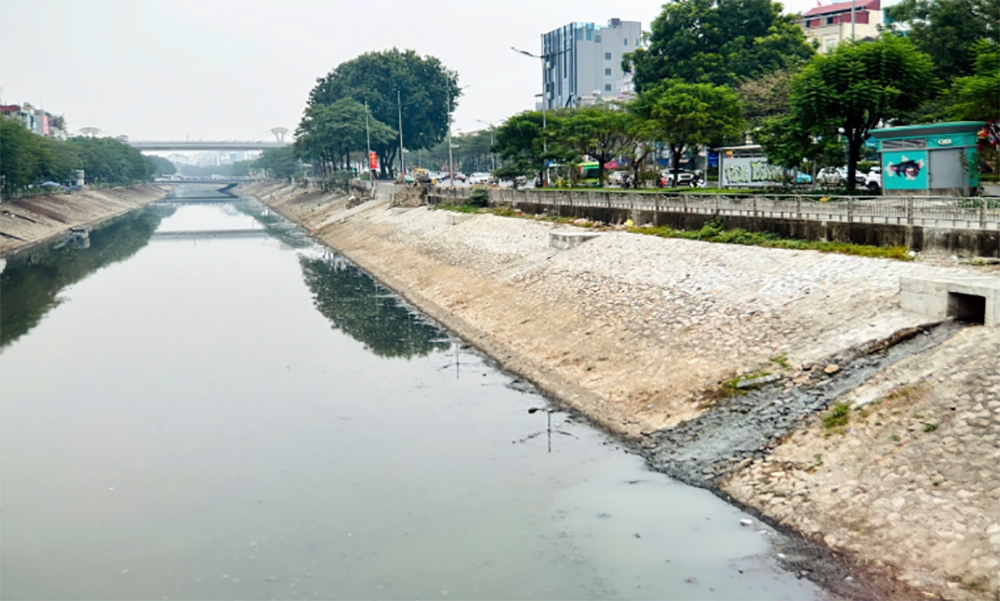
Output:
466,186,490,208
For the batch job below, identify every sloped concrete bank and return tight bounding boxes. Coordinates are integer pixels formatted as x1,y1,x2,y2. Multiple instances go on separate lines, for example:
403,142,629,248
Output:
244,181,999,601
0,185,169,259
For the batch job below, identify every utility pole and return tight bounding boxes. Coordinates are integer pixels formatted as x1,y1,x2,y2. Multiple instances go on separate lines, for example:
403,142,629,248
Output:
397,90,405,180
477,119,497,172
447,89,455,188
365,100,374,188
851,0,856,40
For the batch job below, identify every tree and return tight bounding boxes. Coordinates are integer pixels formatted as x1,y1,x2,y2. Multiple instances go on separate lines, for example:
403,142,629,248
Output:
635,80,744,185
559,106,637,187
146,155,176,177
946,40,1000,122
624,0,814,91
254,146,299,179
885,0,999,82
756,115,846,185
294,98,395,176
788,36,936,192
307,48,460,178
491,111,551,184
735,69,795,128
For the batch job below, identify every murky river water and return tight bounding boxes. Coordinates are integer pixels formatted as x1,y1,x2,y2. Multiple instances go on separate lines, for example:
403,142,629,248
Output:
0,188,826,600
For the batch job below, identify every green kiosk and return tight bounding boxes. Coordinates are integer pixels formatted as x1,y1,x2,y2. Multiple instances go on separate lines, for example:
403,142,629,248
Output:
870,121,985,196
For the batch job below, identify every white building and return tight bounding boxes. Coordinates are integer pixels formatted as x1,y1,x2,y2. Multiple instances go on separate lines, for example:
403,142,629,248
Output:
799,0,885,52
540,18,642,110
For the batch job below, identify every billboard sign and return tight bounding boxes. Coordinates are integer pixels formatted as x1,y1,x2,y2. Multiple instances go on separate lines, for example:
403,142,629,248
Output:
721,156,786,187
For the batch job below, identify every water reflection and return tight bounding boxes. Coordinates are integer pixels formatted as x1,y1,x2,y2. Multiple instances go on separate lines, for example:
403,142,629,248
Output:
234,201,313,248
299,255,450,359
0,206,173,349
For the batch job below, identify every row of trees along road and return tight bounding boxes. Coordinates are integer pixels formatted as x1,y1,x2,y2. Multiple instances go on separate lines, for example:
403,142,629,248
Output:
1,118,160,196
491,0,998,192
296,48,460,179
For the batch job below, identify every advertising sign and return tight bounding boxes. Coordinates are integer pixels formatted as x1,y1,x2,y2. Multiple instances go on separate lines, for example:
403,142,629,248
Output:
720,156,785,187
369,151,378,170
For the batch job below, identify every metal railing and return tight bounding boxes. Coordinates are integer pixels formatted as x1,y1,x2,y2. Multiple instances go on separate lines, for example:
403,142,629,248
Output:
482,190,1000,230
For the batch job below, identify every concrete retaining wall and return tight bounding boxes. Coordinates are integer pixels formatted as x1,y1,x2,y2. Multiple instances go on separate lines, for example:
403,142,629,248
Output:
497,200,1000,258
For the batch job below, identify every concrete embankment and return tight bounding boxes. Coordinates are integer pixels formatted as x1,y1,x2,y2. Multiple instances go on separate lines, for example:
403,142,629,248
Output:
0,185,169,259
244,181,999,600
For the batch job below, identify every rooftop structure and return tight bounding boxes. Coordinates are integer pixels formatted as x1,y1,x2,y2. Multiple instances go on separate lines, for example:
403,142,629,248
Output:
798,0,884,52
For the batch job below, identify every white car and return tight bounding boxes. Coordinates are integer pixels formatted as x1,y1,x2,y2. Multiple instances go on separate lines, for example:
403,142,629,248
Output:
468,172,492,185
866,167,882,191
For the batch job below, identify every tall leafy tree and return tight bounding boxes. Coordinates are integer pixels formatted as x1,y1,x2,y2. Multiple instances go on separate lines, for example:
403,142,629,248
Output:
635,80,744,184
254,146,299,179
788,36,936,192
624,0,814,91
307,48,460,178
559,106,637,187
294,98,395,176
886,0,999,82
492,111,553,184
946,40,1000,122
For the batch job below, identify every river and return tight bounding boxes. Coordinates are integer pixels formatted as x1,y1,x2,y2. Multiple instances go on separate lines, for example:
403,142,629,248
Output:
0,187,826,600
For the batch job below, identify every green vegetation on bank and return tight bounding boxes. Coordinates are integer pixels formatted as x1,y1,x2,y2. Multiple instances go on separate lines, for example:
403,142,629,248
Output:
632,221,912,260
430,200,912,260
1,118,157,196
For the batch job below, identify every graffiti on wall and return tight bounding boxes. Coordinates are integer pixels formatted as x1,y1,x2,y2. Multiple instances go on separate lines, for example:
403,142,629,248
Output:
721,157,786,187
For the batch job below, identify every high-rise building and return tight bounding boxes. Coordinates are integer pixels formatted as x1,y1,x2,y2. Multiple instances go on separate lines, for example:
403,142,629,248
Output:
540,18,641,110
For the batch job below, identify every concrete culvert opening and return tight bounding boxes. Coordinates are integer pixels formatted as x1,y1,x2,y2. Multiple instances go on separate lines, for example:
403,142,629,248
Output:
947,292,986,324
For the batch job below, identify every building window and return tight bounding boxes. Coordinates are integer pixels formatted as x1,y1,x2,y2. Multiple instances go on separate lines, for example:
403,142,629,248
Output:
595,34,601,43
605,68,612,76
623,38,628,46
604,84,612,91
605,52,612,60
586,28,592,41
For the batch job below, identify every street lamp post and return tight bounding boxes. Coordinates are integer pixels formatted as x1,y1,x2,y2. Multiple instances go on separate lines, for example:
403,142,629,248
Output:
512,46,569,187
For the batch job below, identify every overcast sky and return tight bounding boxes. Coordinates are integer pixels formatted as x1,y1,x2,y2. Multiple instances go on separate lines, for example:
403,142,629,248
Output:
2,0,834,142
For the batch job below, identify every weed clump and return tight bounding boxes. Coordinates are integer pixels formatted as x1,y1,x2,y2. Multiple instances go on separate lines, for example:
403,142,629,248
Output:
824,402,851,429
630,220,911,261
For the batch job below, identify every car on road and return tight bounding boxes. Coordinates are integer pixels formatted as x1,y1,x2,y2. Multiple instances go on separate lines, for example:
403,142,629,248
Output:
816,167,847,186
795,171,812,185
866,166,882,191
468,172,491,185
660,169,698,187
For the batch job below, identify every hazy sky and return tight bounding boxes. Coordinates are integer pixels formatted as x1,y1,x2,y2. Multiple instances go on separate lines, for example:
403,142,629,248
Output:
2,0,832,142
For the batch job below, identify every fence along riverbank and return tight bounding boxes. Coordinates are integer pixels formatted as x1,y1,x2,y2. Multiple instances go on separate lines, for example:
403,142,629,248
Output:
420,186,1000,257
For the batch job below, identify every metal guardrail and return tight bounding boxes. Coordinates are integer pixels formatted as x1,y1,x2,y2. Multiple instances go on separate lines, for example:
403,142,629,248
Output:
480,190,1000,230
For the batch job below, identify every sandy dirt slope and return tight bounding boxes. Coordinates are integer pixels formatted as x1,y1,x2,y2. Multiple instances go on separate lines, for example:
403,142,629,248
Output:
0,185,168,257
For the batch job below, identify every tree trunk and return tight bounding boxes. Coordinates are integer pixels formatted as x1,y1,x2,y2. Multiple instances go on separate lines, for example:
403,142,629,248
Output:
847,136,861,194
672,144,684,188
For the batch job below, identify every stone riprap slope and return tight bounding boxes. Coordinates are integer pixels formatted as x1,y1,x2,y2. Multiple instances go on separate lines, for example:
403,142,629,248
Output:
249,181,1000,600
246,182,988,437
0,185,168,256
723,326,1000,600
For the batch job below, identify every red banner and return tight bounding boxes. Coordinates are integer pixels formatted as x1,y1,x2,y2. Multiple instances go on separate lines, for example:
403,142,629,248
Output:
369,152,378,170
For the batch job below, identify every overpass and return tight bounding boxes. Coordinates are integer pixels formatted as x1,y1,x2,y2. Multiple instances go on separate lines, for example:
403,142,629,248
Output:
129,140,291,152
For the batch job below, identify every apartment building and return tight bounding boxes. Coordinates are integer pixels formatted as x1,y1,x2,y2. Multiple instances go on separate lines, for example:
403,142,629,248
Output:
540,18,642,110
